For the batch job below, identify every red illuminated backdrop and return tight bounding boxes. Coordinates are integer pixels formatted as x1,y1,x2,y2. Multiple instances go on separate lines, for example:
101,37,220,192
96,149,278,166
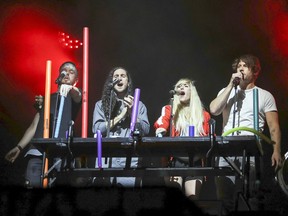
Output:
0,5,82,95
0,5,83,135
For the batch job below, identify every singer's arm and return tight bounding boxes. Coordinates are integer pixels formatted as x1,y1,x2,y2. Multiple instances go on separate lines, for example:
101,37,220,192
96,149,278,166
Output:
154,105,171,136
92,101,108,134
92,101,128,135
209,85,233,116
121,97,149,135
210,71,245,116
266,111,282,170
5,112,40,163
135,101,150,135
60,84,82,103
109,107,128,129
209,73,239,116
70,86,82,103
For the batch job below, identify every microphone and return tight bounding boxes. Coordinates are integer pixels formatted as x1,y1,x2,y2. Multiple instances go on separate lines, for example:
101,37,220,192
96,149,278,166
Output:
169,90,184,96
156,129,166,137
109,78,121,87
232,77,240,86
156,132,164,137
55,71,67,84
209,118,216,137
68,120,74,137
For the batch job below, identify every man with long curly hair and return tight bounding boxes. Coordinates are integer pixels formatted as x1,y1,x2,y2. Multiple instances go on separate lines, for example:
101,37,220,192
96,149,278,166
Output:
92,67,150,187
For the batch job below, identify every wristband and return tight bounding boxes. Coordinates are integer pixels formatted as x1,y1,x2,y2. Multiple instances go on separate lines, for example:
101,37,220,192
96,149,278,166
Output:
17,145,23,151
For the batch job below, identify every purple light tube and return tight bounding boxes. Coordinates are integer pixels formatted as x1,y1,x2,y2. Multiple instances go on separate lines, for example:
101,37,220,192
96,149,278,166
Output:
189,125,195,137
130,88,140,134
97,130,102,168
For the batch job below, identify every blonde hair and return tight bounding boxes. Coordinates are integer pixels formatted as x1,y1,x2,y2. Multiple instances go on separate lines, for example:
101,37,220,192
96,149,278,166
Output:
172,78,205,136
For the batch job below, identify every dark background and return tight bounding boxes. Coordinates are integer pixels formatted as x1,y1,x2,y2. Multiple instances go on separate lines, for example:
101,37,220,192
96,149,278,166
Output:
0,0,288,215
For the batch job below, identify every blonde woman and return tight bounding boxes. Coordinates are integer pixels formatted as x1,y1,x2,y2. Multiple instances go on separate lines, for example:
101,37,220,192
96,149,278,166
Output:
154,78,210,200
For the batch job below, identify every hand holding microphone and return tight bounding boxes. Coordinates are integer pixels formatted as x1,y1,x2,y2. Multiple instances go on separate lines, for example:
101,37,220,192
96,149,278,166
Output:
232,72,244,87
233,77,241,86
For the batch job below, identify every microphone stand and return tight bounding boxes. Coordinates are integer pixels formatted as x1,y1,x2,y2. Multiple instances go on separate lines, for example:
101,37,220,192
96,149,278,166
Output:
206,118,216,167
47,85,63,187
66,120,74,171
106,88,114,169
106,88,114,138
106,80,120,138
232,64,240,136
169,93,174,136
168,92,174,167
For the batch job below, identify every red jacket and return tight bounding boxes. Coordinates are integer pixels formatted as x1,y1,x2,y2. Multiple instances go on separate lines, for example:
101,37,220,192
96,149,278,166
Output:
154,105,211,137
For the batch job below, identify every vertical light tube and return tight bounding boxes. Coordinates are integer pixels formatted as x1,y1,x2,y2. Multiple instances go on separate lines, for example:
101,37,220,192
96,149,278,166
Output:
43,60,51,188
82,27,89,138
189,125,195,137
43,60,51,138
97,130,102,168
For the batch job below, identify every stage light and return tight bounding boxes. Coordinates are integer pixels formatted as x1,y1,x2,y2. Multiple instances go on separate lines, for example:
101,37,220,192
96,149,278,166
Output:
58,31,83,50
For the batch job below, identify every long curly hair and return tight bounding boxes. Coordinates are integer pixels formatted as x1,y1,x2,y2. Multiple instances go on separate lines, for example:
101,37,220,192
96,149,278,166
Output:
101,67,133,120
172,78,205,135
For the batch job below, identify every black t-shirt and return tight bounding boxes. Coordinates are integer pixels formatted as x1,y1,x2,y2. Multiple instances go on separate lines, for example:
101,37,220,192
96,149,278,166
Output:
31,92,81,149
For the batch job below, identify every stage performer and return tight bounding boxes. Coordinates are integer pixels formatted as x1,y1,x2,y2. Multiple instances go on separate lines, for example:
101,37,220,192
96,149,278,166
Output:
5,61,82,188
154,78,211,200
92,67,150,187
209,54,282,213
